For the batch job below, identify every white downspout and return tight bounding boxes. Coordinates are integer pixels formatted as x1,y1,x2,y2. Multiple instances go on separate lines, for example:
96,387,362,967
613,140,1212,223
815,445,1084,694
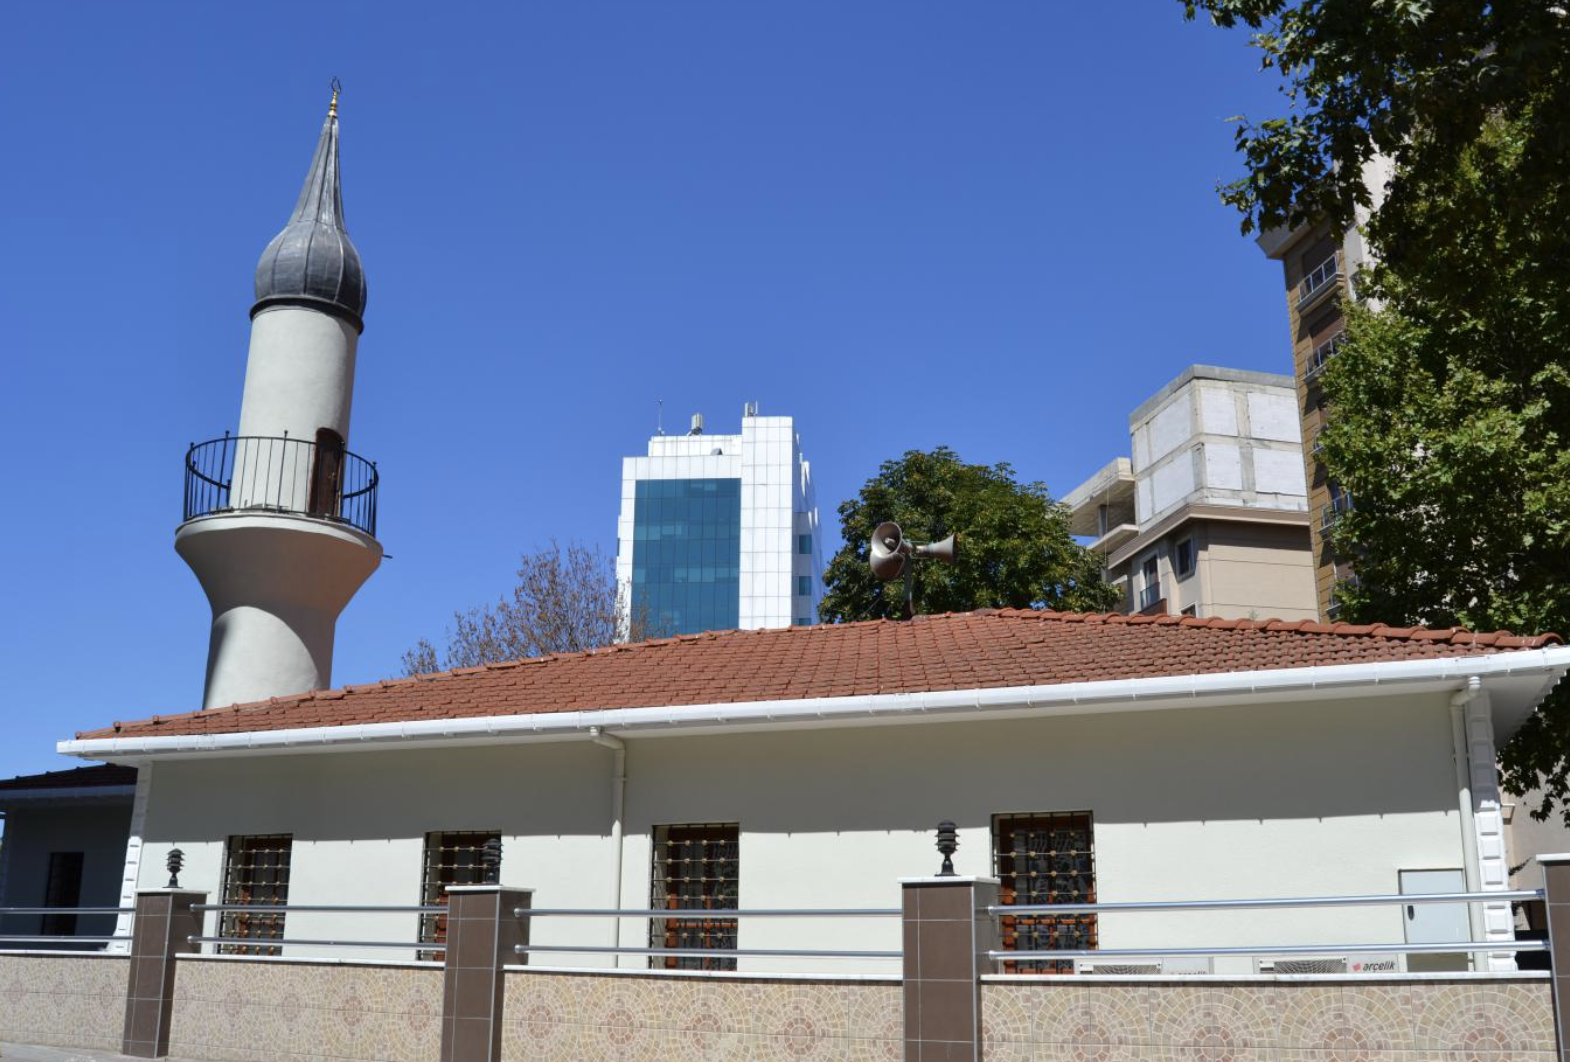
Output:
589,727,627,964
1451,680,1485,951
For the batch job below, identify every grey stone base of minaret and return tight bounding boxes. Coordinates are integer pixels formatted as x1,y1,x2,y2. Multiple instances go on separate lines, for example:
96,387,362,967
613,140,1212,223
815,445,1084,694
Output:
439,886,532,1062
121,890,206,1058
901,876,998,1062
1538,854,1570,1060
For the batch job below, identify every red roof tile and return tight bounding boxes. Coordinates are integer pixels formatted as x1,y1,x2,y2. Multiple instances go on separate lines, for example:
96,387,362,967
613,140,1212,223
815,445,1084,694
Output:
77,610,1562,742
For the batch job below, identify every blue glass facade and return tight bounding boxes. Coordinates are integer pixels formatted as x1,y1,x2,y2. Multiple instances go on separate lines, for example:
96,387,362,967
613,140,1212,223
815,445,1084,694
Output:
631,478,742,634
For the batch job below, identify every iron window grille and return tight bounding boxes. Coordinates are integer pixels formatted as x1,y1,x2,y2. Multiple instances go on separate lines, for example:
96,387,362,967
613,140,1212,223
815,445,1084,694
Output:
1138,556,1161,611
650,823,739,971
219,834,292,956
418,830,502,961
41,852,85,936
993,812,1096,974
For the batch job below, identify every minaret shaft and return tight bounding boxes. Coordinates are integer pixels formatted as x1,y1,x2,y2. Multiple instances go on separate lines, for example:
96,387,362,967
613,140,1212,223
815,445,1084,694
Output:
177,94,380,711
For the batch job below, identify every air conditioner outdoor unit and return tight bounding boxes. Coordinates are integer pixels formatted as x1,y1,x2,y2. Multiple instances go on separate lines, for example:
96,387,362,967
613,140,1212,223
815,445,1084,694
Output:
1256,955,1348,974
1074,957,1213,976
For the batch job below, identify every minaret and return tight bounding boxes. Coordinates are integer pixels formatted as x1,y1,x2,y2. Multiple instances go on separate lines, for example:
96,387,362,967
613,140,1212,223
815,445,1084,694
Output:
177,86,382,709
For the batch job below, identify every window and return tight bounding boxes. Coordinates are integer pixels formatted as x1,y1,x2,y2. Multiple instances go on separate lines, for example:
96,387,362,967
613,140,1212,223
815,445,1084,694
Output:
651,823,739,970
219,834,292,956
419,830,501,960
41,852,84,936
794,616,810,627
631,478,742,635
1173,539,1194,580
1138,555,1161,611
798,534,812,555
1180,605,1198,617
992,813,1096,974
797,575,812,597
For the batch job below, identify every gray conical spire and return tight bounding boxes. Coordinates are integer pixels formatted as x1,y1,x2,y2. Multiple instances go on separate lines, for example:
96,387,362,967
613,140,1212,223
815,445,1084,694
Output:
252,88,368,332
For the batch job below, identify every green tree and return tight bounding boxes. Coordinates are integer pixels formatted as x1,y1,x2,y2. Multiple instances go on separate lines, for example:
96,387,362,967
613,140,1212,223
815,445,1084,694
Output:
819,447,1119,623
1316,120,1570,818
1178,0,1569,249
1182,4,1570,815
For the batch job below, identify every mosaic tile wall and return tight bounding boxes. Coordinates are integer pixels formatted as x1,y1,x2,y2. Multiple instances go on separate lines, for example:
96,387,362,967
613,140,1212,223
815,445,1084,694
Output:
501,970,904,1061
166,957,442,1062
0,953,129,1051
981,977,1558,1061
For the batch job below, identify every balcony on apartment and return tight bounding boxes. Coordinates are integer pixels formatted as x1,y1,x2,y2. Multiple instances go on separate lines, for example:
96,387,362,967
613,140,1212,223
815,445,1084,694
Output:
1063,458,1138,555
1296,250,1346,315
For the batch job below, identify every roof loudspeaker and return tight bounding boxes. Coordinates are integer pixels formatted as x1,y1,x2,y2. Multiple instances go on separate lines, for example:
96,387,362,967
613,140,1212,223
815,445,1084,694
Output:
869,521,958,618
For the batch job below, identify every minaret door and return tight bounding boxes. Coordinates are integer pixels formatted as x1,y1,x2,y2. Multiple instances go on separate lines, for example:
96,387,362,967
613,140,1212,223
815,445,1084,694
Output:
309,428,345,518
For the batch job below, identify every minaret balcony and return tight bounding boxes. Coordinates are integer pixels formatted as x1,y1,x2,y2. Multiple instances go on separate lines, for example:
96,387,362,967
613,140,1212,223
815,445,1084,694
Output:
183,433,379,538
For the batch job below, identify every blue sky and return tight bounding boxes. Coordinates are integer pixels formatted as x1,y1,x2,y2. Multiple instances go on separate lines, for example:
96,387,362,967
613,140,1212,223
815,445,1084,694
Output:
0,2,1289,782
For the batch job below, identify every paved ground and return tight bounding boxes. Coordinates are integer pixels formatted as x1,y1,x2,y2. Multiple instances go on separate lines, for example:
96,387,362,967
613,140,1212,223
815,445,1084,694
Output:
0,1045,211,1062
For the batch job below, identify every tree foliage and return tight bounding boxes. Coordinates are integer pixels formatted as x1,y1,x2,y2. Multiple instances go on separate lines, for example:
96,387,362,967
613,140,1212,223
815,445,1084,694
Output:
1184,5,1570,815
819,447,1119,623
402,541,660,675
1316,119,1570,818
1179,0,1570,246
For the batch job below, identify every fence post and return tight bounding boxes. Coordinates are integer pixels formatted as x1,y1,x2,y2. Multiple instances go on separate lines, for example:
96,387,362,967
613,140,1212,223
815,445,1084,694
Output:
439,885,532,1062
121,889,206,1058
900,873,998,1062
1541,853,1570,1061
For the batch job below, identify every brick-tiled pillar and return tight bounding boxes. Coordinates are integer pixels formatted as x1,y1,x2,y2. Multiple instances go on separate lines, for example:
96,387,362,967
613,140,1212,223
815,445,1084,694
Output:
901,876,999,1062
1541,854,1570,1060
440,886,532,1062
121,889,206,1058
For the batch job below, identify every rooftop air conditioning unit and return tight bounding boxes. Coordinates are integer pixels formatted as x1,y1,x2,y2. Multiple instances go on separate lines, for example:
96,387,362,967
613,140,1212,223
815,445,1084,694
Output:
1075,957,1213,976
1256,955,1348,974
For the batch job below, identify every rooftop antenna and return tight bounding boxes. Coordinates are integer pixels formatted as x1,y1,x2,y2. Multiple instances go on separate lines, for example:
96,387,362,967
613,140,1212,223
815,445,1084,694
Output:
869,521,958,620
656,399,664,436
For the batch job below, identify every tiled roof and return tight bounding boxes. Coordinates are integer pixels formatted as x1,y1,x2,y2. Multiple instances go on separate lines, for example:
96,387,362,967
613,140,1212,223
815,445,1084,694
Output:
78,610,1560,742
0,763,138,791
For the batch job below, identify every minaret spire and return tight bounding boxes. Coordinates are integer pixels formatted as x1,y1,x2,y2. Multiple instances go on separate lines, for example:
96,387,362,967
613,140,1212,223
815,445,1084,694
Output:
252,79,367,332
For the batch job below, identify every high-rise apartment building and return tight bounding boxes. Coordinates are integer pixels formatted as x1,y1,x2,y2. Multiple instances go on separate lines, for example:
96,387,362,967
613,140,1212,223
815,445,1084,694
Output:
1255,157,1394,619
616,405,822,636
1063,365,1317,621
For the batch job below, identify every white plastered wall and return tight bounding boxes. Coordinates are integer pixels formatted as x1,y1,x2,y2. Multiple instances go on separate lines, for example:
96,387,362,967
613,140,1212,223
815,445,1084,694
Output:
131,690,1475,975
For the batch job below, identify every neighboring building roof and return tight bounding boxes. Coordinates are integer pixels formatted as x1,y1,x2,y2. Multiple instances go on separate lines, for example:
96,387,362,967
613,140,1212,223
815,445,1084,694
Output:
77,610,1560,741
0,763,136,792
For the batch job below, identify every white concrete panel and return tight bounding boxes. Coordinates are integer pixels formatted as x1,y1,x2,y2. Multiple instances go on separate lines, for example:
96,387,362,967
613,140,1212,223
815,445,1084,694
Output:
1149,455,1196,516
1253,447,1309,498
1146,398,1193,464
1204,444,1244,491
1247,392,1301,443
1198,386,1239,438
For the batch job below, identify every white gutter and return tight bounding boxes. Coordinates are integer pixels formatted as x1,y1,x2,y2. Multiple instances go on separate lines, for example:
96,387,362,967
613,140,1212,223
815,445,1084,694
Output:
588,727,627,960
58,645,1570,761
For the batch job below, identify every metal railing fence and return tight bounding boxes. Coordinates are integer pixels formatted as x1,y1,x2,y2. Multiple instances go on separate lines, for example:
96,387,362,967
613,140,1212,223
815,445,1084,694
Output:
985,888,1541,967
183,433,379,537
0,905,134,949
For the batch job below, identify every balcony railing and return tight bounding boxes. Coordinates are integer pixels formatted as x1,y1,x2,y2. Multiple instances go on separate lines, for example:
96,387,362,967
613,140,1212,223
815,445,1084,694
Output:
1297,252,1345,310
1305,331,1347,384
1321,491,1355,530
183,433,379,538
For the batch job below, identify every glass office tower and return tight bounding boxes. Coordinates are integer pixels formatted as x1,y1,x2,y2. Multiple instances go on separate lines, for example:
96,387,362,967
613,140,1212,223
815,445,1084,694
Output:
617,407,822,636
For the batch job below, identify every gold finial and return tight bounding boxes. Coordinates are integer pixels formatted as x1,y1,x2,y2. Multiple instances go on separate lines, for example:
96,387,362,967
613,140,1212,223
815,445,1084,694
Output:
329,77,341,119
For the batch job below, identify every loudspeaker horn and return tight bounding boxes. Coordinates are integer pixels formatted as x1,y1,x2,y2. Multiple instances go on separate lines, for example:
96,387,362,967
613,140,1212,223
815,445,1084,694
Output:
913,533,958,566
869,521,908,581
